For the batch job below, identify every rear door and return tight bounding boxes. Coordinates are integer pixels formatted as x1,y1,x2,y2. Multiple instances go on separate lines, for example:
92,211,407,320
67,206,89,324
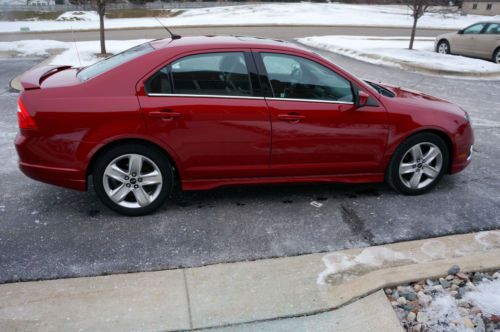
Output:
254,51,389,177
137,50,271,180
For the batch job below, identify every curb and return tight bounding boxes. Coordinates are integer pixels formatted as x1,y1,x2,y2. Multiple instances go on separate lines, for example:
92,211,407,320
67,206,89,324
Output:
0,231,499,331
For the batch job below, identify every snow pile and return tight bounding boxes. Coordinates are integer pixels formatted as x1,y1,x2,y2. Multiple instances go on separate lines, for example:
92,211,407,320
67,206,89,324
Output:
466,279,500,318
419,294,473,332
56,11,100,22
0,39,150,67
318,247,414,285
298,36,500,77
1,3,499,32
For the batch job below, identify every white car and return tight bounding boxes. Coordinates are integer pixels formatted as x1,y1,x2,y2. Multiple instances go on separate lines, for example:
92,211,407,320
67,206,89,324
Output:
435,21,500,63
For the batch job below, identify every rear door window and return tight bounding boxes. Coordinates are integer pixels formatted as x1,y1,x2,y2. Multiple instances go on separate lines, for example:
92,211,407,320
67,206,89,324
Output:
146,52,253,97
485,23,500,34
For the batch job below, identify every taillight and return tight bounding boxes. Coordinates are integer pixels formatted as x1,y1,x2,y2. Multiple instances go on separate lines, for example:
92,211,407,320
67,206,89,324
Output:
17,99,37,129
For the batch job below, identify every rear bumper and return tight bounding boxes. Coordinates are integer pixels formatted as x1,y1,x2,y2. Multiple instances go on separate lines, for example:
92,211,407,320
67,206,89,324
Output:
15,132,87,191
19,161,86,191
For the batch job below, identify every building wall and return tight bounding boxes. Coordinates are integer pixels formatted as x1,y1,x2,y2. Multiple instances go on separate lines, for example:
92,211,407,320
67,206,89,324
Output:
463,1,500,15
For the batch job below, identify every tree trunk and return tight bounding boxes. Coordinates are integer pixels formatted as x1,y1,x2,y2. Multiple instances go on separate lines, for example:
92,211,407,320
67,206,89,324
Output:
98,1,106,55
409,15,418,50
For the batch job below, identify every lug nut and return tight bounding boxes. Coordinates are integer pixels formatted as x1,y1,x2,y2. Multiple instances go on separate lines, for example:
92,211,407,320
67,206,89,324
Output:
124,176,129,180
126,183,131,187
134,185,139,189
138,178,143,182
131,172,137,177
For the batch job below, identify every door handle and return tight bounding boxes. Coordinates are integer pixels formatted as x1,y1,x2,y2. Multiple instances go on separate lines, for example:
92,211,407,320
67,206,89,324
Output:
277,113,305,121
148,110,181,120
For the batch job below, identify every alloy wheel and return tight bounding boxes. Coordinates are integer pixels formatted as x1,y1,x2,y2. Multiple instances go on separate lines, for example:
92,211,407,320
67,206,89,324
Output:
103,154,163,208
438,42,449,54
398,143,443,190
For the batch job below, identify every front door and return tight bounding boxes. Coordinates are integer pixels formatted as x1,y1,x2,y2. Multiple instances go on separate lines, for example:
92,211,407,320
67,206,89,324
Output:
454,23,487,56
256,51,389,177
138,51,271,180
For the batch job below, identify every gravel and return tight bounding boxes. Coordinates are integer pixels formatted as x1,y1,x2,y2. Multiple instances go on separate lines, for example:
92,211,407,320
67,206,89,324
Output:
386,269,500,332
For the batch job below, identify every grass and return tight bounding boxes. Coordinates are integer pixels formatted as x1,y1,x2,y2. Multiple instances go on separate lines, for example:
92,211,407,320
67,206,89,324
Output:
0,8,183,21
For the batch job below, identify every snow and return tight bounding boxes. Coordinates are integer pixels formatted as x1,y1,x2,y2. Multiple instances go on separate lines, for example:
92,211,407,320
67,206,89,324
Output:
475,230,500,249
466,279,500,317
419,294,472,332
1,4,499,32
0,39,150,67
56,11,100,22
318,247,413,285
298,36,500,77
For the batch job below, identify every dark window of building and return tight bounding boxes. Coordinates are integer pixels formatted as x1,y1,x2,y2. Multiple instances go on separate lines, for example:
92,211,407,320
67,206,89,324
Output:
472,4,477,9
486,3,492,10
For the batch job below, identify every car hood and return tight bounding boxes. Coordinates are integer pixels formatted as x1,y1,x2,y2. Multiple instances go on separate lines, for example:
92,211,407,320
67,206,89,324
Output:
376,82,467,118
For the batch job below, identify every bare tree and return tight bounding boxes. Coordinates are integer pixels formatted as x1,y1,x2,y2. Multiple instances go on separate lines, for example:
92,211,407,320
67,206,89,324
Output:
407,0,434,50
95,0,106,55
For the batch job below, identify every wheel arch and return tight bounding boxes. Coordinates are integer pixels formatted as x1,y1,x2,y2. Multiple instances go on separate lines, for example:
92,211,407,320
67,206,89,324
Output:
493,46,500,62
393,129,454,174
86,138,182,186
436,39,450,52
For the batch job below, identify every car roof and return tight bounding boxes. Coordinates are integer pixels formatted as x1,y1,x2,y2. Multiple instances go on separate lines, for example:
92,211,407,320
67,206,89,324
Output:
149,35,309,53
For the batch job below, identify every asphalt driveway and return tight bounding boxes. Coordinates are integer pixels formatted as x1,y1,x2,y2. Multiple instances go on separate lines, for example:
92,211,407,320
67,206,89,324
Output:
0,51,499,283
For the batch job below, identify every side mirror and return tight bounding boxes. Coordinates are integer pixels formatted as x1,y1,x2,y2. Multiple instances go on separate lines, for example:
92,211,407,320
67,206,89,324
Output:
458,29,464,34
356,90,370,108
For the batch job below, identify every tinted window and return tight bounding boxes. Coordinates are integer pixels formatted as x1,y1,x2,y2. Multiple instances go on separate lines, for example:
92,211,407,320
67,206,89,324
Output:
78,42,153,81
261,53,353,103
485,23,500,34
147,52,252,96
463,23,486,34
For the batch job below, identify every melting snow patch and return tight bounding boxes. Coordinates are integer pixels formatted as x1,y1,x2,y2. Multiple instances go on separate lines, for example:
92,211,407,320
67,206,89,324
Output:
419,294,472,332
420,240,450,260
465,279,500,318
56,11,99,22
317,247,413,285
475,231,500,249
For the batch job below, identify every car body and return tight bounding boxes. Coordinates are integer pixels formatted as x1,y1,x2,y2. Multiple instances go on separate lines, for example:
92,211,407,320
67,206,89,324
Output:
435,21,500,63
15,36,474,215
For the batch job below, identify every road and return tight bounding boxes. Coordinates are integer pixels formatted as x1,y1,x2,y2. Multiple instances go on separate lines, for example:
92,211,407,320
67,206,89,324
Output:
0,25,455,42
0,42,499,284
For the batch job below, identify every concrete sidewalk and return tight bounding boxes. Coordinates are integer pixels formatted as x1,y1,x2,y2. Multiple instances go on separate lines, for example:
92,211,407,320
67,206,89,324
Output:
1,230,499,331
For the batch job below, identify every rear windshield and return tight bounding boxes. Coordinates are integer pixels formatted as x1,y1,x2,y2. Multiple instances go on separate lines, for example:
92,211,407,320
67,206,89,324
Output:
77,42,154,81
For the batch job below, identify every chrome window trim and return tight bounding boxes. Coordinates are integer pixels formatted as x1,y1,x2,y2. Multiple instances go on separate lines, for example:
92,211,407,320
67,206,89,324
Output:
266,97,354,105
147,93,265,100
147,93,354,105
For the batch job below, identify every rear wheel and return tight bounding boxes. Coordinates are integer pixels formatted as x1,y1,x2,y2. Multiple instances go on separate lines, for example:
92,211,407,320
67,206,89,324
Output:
437,40,450,54
93,144,173,216
493,48,500,64
386,133,449,195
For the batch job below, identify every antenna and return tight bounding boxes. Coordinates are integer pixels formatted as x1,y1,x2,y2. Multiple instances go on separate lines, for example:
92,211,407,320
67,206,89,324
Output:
154,17,181,40
71,25,82,68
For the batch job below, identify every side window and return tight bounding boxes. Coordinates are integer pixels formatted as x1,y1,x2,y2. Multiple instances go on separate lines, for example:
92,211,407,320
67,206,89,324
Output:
261,53,353,103
146,52,253,97
485,23,500,34
463,23,486,34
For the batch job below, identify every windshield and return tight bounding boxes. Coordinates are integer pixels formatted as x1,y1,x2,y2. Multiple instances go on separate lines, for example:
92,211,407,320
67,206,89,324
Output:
77,42,154,81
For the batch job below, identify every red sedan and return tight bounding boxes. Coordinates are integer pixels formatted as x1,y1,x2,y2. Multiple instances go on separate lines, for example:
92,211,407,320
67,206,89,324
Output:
15,36,474,216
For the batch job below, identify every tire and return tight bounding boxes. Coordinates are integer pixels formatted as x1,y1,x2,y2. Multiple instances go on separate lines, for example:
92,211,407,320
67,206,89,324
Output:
437,40,450,55
386,133,449,196
93,143,174,216
493,48,500,64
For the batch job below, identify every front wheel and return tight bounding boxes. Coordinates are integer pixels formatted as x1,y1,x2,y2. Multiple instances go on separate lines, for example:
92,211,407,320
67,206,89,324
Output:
437,40,450,54
386,133,449,195
93,144,173,216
